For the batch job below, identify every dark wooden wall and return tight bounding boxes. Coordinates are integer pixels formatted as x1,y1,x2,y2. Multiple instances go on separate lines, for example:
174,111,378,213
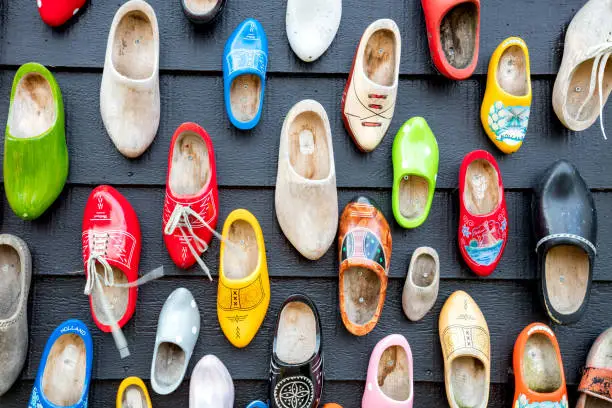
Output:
0,0,611,407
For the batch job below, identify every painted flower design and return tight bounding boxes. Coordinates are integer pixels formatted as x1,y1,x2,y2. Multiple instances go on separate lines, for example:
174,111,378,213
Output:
488,101,530,145
516,393,568,408
462,225,471,238
501,219,507,231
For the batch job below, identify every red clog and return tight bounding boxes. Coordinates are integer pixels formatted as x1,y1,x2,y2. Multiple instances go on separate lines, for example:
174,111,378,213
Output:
37,0,86,27
458,150,507,276
421,0,480,80
162,122,219,277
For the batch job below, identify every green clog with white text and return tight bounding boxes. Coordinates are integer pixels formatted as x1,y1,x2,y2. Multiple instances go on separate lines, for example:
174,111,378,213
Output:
392,117,439,228
4,63,68,220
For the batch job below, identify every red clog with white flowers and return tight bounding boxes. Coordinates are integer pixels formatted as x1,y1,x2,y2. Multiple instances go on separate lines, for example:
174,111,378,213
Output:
162,122,219,277
37,0,86,27
458,150,508,276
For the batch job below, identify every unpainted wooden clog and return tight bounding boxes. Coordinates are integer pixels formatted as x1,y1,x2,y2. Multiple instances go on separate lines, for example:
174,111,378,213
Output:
37,0,86,27
576,327,612,408
116,377,152,408
402,247,439,322
275,99,338,260
182,0,226,24
190,355,234,408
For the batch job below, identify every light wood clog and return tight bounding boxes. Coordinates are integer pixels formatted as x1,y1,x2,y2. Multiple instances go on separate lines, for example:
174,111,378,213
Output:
402,247,439,322
576,327,612,408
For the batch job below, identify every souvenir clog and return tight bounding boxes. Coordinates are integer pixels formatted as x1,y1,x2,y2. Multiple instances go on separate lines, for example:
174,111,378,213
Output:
28,320,93,408
101,0,160,158
421,0,480,80
392,117,439,228
362,334,413,408
151,288,200,395
439,291,490,408
217,209,270,348
163,122,219,276
338,196,392,336
324,405,343,408
552,0,612,137
38,0,86,27
4,63,68,220
0,235,31,396
223,18,268,130
182,0,226,24
576,327,612,408
275,99,338,260
481,37,532,154
512,323,567,408
532,160,597,325
458,150,508,276
286,0,341,62
269,294,324,408
116,377,152,408
190,355,234,408
341,19,401,152
82,185,142,358
402,247,439,322
247,402,268,408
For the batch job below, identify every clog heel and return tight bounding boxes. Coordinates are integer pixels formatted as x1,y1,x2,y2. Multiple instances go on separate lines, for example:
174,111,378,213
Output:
116,377,152,408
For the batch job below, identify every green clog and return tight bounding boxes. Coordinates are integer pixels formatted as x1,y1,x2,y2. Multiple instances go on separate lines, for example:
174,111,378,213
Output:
4,63,68,220
392,117,439,228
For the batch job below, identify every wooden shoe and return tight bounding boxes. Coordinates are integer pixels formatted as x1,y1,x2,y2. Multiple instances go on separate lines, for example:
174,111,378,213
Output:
247,402,268,408
269,294,324,408
217,209,270,348
439,291,490,408
481,37,532,154
392,117,439,229
324,405,343,408
341,19,401,152
458,150,508,276
576,327,612,408
116,377,152,408
5,63,68,220
0,235,31,397
512,323,567,408
552,0,612,136
37,0,86,27
532,160,597,325
286,0,341,62
28,319,93,408
421,0,480,80
182,0,226,24
190,355,234,408
101,0,160,158
362,334,413,407
275,99,338,260
338,196,392,336
402,247,439,322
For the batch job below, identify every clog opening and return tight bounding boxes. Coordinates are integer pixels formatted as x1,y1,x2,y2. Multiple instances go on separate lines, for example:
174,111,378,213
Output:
410,252,436,288
169,130,211,196
343,266,381,326
276,301,316,364
463,159,500,215
449,356,487,408
223,220,259,279
122,385,148,408
184,0,218,15
230,74,262,123
377,345,412,401
566,58,612,123
0,245,21,320
497,45,529,97
440,3,478,69
399,175,428,221
545,245,589,316
112,10,155,80
91,264,129,327
8,73,56,138
363,29,397,86
41,333,86,406
154,342,186,389
521,332,562,393
289,110,330,180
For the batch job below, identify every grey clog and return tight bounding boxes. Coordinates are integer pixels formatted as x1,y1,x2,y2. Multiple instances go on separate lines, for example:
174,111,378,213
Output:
402,247,439,322
151,288,200,395
189,355,234,408
0,235,31,396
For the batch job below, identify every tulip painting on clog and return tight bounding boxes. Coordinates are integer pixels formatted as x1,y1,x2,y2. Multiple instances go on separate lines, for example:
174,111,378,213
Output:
37,0,86,27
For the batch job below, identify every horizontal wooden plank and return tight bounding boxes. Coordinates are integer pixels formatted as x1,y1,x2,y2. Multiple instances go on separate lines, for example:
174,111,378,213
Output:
0,0,575,75
0,70,610,189
20,276,610,386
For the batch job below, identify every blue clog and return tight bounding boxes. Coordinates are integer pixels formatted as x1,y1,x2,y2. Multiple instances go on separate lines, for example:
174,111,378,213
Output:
28,320,93,408
223,18,268,130
247,401,268,408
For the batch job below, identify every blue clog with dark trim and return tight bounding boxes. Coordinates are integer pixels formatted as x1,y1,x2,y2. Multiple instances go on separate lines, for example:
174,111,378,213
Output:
28,319,93,408
223,18,268,130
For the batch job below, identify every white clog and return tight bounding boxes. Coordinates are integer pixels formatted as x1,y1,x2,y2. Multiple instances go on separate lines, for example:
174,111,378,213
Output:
189,355,234,408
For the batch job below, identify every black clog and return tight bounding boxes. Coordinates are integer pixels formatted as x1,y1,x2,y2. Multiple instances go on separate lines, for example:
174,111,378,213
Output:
269,294,323,408
532,160,597,325
181,0,226,24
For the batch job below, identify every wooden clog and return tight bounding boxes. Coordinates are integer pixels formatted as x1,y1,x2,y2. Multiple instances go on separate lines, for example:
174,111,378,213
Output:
576,327,612,408
481,37,532,154
116,377,152,408
458,150,508,276
5,62,68,220
190,355,234,408
338,196,392,336
439,291,490,408
37,0,86,27
512,323,567,408
217,209,270,348
182,0,226,24
323,405,343,408
286,0,341,62
402,247,439,322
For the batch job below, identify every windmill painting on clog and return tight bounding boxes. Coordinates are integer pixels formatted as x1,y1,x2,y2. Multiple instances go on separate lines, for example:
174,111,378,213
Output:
481,37,532,154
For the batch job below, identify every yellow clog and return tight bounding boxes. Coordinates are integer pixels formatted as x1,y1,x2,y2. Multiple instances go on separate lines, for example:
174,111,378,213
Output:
217,209,270,348
481,36,532,154
116,377,152,408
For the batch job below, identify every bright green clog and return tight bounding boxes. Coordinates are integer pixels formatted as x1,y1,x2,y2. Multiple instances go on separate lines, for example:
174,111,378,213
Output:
392,117,439,228
4,63,68,220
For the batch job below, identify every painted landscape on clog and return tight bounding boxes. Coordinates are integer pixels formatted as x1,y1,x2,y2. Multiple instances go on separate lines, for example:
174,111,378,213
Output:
515,394,568,408
461,216,507,266
487,101,530,146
